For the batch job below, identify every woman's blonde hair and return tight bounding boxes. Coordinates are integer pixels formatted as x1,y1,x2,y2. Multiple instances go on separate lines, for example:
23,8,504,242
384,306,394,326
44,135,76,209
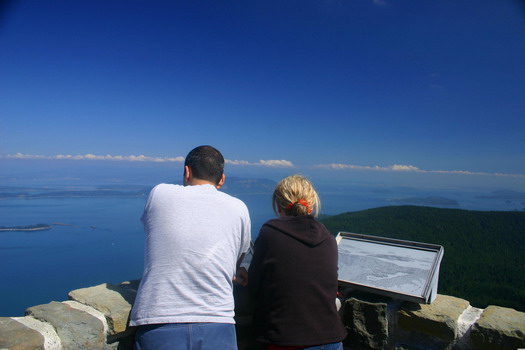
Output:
272,175,321,217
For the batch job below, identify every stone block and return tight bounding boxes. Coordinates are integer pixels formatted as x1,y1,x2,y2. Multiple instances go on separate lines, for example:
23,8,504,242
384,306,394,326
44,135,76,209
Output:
12,316,62,350
68,280,139,336
26,301,105,350
470,305,525,350
0,317,45,350
397,294,469,342
342,293,389,350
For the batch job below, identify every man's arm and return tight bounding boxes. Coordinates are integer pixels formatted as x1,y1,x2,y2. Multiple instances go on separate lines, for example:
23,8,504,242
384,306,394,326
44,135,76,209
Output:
234,207,251,287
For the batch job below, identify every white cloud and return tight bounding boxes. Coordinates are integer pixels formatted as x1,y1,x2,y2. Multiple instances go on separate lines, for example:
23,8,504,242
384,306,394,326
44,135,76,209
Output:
258,159,294,167
2,153,185,163
318,163,420,172
225,159,252,166
226,159,295,168
1,153,294,168
316,162,525,178
316,162,408,172
389,164,421,172
3,153,522,176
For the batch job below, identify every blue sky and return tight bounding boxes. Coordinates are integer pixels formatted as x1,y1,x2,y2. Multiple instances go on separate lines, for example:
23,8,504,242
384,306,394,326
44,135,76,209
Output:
1,0,524,190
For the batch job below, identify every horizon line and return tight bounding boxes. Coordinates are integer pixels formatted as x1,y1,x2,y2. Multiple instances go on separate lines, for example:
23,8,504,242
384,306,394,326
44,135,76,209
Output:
2,153,525,178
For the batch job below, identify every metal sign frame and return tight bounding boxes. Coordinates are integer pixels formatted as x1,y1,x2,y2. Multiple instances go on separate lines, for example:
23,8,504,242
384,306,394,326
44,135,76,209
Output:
336,232,444,304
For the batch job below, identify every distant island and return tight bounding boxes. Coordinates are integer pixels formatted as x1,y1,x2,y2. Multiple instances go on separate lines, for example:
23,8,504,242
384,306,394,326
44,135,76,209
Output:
0,224,52,232
0,187,152,200
388,196,459,206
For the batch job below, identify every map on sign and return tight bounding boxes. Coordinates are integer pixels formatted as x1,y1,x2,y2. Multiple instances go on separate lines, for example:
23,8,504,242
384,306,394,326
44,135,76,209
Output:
337,232,443,304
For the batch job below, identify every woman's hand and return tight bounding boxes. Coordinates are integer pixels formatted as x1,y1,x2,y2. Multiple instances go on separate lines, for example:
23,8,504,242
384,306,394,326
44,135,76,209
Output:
234,267,249,287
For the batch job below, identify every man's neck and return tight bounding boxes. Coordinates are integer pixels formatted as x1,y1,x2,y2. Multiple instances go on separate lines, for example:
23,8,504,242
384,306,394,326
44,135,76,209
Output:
185,178,217,187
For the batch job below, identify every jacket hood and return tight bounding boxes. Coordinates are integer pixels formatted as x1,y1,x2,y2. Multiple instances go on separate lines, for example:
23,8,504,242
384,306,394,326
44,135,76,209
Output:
263,216,330,247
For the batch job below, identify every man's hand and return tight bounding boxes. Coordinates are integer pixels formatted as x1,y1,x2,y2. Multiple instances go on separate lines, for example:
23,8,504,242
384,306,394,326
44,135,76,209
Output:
233,267,248,287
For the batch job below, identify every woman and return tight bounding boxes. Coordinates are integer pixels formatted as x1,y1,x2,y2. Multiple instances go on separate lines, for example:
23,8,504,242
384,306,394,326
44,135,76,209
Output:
248,175,347,350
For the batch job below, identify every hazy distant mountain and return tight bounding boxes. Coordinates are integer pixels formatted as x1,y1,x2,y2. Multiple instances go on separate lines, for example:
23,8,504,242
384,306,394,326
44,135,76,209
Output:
321,206,525,311
388,196,459,206
477,190,525,200
0,177,276,199
0,189,147,199
220,177,276,194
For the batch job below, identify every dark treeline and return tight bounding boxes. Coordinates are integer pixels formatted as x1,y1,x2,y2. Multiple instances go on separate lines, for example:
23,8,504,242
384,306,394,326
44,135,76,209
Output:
321,206,525,311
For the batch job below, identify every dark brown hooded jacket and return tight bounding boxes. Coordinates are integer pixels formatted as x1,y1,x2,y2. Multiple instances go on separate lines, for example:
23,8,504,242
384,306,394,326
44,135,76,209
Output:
248,215,347,346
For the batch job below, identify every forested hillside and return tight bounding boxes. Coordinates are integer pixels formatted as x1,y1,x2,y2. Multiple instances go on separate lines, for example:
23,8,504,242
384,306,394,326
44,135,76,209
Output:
321,206,525,311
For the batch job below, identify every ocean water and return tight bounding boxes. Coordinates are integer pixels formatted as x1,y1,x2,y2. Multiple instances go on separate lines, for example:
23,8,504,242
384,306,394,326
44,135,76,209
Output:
0,185,523,316
0,197,146,316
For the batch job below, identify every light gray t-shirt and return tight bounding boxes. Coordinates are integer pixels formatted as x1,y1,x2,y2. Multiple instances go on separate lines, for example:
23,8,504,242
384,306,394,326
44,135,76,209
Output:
130,183,251,326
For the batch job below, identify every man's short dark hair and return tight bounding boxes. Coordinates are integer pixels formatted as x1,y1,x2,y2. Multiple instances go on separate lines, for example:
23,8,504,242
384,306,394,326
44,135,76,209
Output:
184,145,225,185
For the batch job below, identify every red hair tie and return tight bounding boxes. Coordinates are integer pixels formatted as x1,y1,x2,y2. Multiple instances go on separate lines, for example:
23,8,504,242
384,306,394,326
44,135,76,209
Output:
288,199,311,212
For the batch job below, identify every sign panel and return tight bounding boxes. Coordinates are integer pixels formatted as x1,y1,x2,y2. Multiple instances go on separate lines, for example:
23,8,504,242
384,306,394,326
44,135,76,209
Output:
336,232,444,304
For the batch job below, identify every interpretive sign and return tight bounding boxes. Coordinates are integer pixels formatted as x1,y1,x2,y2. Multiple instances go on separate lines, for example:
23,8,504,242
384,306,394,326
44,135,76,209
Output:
336,232,444,304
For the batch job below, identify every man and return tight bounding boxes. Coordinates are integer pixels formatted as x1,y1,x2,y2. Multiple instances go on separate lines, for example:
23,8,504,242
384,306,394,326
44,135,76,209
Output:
130,145,251,350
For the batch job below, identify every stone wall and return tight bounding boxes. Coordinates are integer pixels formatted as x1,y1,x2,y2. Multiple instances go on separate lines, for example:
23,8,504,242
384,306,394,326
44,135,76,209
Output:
338,291,525,350
0,281,139,350
1,280,524,350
